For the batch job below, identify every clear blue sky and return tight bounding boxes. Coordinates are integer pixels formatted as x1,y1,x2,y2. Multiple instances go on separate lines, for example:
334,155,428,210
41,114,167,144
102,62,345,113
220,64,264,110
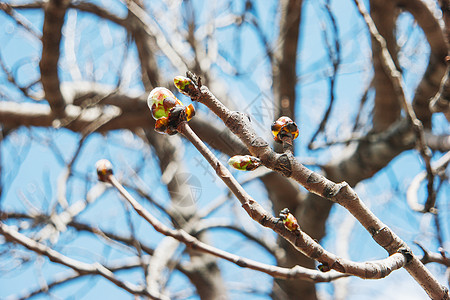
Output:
0,0,448,299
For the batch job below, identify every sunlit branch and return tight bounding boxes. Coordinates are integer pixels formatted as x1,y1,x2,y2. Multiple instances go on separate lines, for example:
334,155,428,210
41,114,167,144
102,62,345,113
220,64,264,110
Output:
11,255,155,300
0,222,156,299
35,183,106,243
430,71,450,116
101,171,355,281
177,120,408,280
177,73,449,299
407,151,450,213
55,134,90,210
146,236,179,298
0,3,42,39
2,212,196,278
415,242,450,268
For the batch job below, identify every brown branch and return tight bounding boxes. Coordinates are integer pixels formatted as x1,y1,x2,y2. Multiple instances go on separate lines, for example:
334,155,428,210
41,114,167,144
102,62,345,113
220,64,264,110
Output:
10,1,127,28
0,3,41,39
177,121,409,280
39,0,70,118
124,0,189,73
126,1,161,91
308,0,341,149
0,90,241,158
430,0,450,117
425,131,450,152
195,219,285,260
178,74,449,299
0,100,131,132
272,0,302,120
69,1,127,27
324,119,415,184
416,242,450,268
369,0,401,132
354,0,437,213
0,221,158,299
103,172,372,282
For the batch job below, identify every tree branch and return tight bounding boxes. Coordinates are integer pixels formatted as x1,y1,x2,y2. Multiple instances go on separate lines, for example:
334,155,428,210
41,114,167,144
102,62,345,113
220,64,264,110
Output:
407,150,450,212
0,221,158,299
178,74,449,299
39,0,70,118
369,0,401,132
102,171,389,282
396,0,447,126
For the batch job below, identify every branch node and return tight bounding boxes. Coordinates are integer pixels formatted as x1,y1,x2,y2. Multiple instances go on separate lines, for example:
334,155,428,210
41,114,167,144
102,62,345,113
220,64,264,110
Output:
306,172,321,183
225,111,245,134
274,153,292,177
250,137,268,148
318,263,331,272
186,71,202,88
398,247,413,264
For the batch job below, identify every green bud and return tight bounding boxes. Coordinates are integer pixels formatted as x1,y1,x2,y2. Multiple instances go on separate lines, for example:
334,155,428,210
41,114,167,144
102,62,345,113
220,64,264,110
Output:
228,155,261,171
148,87,183,120
174,76,196,96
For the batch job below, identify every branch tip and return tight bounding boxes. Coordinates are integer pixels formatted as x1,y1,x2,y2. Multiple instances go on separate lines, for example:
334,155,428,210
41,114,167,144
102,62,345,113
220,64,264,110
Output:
96,159,113,182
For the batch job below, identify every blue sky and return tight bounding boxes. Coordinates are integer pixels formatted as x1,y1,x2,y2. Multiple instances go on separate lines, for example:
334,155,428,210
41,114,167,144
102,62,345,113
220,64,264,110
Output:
0,0,449,299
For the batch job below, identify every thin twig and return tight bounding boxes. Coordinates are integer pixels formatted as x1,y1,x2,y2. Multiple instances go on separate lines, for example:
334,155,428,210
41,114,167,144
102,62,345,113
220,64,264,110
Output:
308,0,341,149
176,122,408,279
0,3,42,39
178,72,449,299
104,171,396,281
10,255,157,300
0,221,157,299
407,151,450,213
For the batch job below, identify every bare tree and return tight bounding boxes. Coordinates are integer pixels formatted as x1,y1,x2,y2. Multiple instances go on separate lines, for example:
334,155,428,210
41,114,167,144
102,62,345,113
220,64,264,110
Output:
0,0,449,299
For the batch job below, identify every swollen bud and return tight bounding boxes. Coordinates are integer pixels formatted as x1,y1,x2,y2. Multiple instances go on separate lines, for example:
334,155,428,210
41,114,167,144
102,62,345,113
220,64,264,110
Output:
271,116,299,143
279,208,300,232
318,263,331,272
228,155,261,171
96,159,113,182
148,87,195,134
174,76,196,96
147,87,183,120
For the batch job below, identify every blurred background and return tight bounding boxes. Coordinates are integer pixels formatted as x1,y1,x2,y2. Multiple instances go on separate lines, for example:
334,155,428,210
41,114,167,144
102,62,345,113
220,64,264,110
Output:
0,0,449,299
